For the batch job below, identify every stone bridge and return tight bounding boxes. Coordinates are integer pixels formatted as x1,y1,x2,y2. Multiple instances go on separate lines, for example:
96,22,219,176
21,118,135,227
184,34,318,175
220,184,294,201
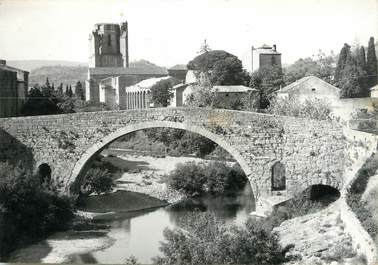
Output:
0,107,347,214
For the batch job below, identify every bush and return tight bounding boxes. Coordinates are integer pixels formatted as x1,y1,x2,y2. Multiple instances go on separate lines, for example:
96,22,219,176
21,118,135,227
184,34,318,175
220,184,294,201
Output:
166,161,247,197
154,212,291,265
347,152,378,239
80,167,114,195
267,96,333,120
0,162,74,258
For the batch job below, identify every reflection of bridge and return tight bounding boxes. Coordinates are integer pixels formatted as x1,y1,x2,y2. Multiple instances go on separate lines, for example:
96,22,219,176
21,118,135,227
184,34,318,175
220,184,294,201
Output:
0,107,347,214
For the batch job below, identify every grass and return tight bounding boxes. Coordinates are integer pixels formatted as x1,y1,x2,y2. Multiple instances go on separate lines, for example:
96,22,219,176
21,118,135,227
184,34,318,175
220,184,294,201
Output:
77,190,168,213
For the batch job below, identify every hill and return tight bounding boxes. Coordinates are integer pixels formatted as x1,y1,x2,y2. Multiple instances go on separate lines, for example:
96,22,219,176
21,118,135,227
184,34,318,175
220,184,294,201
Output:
27,60,167,87
6,60,87,72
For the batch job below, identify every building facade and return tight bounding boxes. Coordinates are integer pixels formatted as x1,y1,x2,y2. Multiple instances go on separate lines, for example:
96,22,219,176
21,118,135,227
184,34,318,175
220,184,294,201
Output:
86,21,168,104
0,60,28,118
252,44,281,72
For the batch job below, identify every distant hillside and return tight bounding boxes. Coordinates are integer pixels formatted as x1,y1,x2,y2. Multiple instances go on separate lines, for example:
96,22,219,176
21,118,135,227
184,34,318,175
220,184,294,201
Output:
28,60,167,87
7,60,87,72
29,65,88,87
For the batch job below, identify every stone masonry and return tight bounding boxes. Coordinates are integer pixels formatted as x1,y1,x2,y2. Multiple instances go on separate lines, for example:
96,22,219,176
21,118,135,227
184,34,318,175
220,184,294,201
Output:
0,108,346,212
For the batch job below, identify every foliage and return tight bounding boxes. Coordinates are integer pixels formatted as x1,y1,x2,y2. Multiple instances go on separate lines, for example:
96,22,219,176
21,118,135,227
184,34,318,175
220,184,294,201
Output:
366,37,378,88
187,50,249,86
79,167,114,195
267,96,333,120
166,161,247,197
124,255,140,265
0,162,74,258
334,38,377,98
150,77,180,107
154,212,291,265
347,151,378,238
75,81,85,100
284,50,336,85
250,65,284,108
186,84,216,108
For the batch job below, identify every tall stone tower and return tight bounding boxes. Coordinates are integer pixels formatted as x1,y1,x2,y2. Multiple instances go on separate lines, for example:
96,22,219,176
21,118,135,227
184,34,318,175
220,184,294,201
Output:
88,22,129,68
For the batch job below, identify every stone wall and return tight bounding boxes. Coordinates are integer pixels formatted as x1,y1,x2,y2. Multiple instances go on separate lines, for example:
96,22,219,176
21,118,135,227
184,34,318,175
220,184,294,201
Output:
0,108,346,204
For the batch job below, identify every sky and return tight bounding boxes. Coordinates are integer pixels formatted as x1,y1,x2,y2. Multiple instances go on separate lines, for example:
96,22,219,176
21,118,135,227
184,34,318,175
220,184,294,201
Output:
0,0,377,71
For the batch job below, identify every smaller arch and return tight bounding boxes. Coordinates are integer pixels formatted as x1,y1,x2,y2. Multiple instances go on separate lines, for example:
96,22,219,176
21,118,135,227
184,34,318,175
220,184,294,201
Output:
271,161,286,191
37,163,52,185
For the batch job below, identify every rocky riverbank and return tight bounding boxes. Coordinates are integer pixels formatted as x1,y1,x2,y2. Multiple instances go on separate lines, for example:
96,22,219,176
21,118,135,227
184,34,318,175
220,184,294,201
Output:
274,200,367,265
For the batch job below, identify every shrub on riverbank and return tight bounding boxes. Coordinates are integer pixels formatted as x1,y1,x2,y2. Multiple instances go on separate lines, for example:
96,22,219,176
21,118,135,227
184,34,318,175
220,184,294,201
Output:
154,212,292,265
347,151,378,239
0,162,74,259
165,161,247,197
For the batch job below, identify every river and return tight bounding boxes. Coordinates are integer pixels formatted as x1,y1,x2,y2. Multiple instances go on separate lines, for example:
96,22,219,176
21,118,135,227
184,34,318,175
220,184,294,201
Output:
69,184,255,264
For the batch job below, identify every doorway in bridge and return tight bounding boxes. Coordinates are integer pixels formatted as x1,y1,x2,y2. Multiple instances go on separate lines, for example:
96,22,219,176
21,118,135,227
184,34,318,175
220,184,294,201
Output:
271,161,286,191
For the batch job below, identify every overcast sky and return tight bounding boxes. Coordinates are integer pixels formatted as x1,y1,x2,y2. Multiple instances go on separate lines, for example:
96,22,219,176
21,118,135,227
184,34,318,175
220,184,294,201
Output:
0,0,377,71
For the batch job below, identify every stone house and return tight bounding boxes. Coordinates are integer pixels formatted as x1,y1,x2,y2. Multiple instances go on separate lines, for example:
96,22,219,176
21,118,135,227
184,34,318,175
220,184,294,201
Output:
0,60,28,118
168,64,187,82
212,85,260,110
277,75,378,120
370,84,378,98
277,75,340,103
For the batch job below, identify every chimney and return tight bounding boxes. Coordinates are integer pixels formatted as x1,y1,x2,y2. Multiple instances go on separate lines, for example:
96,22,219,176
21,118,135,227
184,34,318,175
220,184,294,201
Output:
0,60,6,65
273,45,277,52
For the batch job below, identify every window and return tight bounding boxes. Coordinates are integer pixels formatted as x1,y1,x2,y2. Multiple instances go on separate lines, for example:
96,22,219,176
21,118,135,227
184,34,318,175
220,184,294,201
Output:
107,35,111,46
311,88,316,92
271,162,286,191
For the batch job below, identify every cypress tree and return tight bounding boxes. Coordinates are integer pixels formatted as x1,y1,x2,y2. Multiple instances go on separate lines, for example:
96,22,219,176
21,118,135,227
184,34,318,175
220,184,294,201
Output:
65,85,69,96
366,37,378,88
68,85,73,97
335,43,350,84
356,46,369,96
339,52,360,98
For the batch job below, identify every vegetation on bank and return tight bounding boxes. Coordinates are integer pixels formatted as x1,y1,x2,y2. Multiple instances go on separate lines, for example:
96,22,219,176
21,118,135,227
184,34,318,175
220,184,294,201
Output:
0,162,74,259
111,128,232,159
165,161,247,197
347,151,378,239
154,212,292,265
267,96,334,121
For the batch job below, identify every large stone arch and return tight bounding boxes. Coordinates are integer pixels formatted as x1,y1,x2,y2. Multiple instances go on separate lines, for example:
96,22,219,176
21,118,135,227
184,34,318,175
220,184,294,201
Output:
68,120,256,199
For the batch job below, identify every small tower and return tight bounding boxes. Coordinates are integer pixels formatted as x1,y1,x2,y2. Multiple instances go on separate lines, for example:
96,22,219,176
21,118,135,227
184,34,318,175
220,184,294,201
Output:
252,44,281,72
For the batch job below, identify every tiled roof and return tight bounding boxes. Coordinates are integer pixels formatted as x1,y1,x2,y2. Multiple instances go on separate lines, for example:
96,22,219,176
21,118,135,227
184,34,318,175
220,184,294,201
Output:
89,67,168,76
212,85,257,93
0,64,28,74
169,64,187,71
278,76,339,93
370,84,378,91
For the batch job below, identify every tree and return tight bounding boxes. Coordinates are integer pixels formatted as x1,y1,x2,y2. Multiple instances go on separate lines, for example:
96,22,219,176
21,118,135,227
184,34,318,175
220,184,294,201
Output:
150,78,179,107
250,65,284,108
366,37,378,88
335,43,350,84
57,83,63,95
356,46,369,96
21,86,61,116
75,81,85,100
187,50,249,86
68,85,73,97
338,52,362,98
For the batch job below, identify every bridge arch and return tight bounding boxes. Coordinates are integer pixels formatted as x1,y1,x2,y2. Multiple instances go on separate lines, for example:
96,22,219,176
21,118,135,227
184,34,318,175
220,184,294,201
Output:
68,120,256,198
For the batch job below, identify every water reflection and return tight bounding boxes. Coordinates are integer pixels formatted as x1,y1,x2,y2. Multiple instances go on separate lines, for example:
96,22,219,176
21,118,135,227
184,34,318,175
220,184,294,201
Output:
73,185,255,264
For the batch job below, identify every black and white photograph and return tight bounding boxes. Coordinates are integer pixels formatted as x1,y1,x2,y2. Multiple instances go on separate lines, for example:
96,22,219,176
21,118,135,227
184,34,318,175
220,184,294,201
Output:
0,0,378,264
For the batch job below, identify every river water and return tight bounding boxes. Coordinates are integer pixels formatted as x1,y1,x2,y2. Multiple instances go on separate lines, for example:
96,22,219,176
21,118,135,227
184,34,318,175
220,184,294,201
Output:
70,185,255,264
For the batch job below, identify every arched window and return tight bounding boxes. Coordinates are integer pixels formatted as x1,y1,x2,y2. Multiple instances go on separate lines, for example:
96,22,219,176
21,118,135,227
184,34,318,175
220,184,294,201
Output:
271,161,286,191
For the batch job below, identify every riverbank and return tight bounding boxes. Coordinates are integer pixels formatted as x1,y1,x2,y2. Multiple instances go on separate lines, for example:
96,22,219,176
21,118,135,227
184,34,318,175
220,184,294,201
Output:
103,149,235,203
274,200,366,265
